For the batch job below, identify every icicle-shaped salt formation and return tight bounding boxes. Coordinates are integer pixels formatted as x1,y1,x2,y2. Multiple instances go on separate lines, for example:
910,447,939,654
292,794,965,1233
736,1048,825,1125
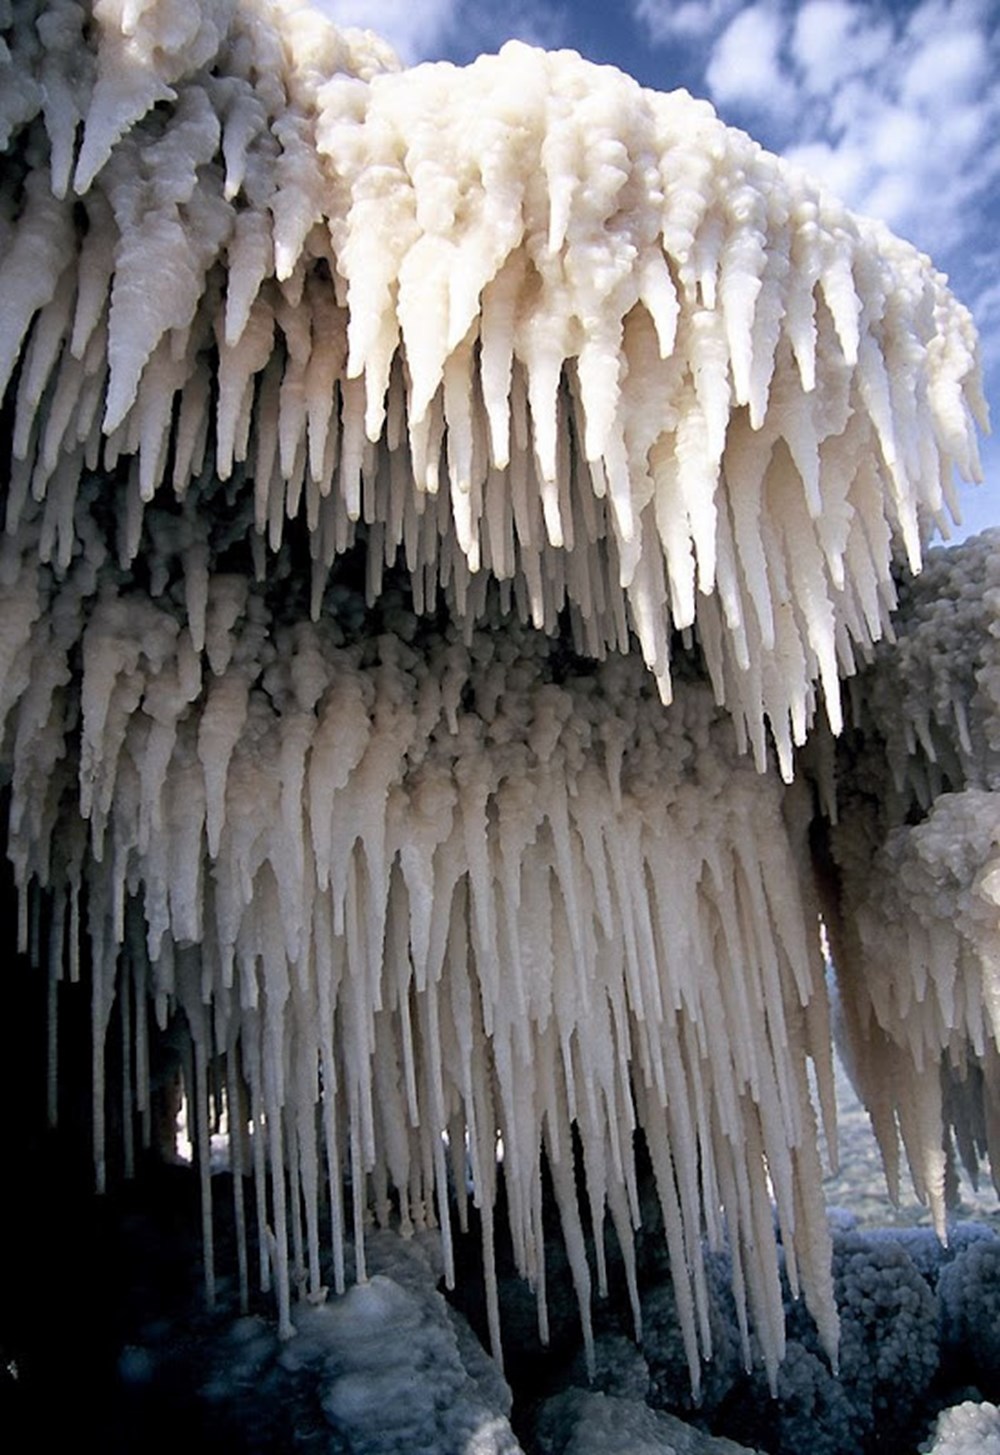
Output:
0,499,839,1388
0,0,987,768
843,531,1000,811
0,0,993,1397
818,533,1000,1233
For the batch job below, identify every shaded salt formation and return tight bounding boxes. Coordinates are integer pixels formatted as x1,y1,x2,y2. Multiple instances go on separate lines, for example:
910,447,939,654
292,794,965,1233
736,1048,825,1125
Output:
209,1232,523,1455
558,1220,999,1455
81,1199,1000,1454
0,0,990,1404
1,516,839,1390
533,1390,757,1454
819,532,1000,1236
923,1402,1000,1455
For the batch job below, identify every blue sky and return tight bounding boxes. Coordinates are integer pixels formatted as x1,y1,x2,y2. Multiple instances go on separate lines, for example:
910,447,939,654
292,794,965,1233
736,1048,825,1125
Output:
314,0,999,543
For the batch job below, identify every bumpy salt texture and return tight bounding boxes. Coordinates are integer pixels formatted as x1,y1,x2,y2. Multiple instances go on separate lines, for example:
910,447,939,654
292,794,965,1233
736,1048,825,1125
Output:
0,0,990,1395
820,534,1000,1233
0,0,986,767
1,507,839,1386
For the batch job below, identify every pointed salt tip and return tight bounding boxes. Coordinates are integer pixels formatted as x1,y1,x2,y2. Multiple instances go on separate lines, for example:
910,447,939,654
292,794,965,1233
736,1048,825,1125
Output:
0,9,992,1399
274,247,296,283
72,151,103,200
540,482,564,549
103,382,135,439
823,688,843,738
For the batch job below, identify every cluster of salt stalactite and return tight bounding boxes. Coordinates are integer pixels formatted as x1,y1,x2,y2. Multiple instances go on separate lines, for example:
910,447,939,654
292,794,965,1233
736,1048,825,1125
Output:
0,0,986,773
839,531,1000,809
0,478,838,1392
0,0,991,1397
818,533,1000,1232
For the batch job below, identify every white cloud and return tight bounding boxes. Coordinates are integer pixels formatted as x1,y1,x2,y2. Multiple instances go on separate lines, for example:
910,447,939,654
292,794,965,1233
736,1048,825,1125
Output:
868,106,926,170
311,0,461,63
971,281,1000,369
442,0,568,58
790,0,853,88
705,4,797,115
632,0,744,45
791,1,892,96
312,0,566,65
783,139,864,202
902,26,987,104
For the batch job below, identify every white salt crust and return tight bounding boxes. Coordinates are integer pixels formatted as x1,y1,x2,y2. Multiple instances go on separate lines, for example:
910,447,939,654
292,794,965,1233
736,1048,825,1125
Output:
823,534,1000,1238
0,0,991,1394
0,0,986,770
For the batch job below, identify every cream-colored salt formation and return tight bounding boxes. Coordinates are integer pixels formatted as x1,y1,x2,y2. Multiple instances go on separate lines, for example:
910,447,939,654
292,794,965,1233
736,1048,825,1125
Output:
818,532,1000,1236
0,0,988,1396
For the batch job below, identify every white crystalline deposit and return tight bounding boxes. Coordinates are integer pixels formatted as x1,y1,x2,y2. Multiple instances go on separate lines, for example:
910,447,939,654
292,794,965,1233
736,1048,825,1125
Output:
922,1401,1000,1455
0,0,986,769
297,1234,521,1454
822,534,1000,1234
194,1229,522,1452
534,1389,761,1455
0,0,992,1402
0,497,838,1390
843,530,1000,812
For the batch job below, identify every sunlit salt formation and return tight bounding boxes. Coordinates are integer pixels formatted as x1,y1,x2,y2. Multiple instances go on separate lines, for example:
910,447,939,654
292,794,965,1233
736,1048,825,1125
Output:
0,0,986,771
0,0,989,1401
818,532,1000,1234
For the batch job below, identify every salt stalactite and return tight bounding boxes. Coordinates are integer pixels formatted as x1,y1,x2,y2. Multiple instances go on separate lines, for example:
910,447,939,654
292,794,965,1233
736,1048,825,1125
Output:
0,0,986,769
0,486,840,1388
817,533,1000,1235
0,0,990,1398
841,531,1000,812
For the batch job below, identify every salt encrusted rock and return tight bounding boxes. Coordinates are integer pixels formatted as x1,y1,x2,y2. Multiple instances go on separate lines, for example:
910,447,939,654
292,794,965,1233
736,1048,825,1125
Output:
306,1236,521,1455
820,533,1000,1235
192,1231,523,1452
533,1389,761,1455
939,1238,1000,1388
842,529,1000,813
825,1232,939,1435
921,1400,1000,1455
0,0,992,1404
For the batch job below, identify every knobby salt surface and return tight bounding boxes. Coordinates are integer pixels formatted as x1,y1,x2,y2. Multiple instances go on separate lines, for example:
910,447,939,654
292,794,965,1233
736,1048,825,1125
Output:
0,0,992,1404
819,533,1000,1238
